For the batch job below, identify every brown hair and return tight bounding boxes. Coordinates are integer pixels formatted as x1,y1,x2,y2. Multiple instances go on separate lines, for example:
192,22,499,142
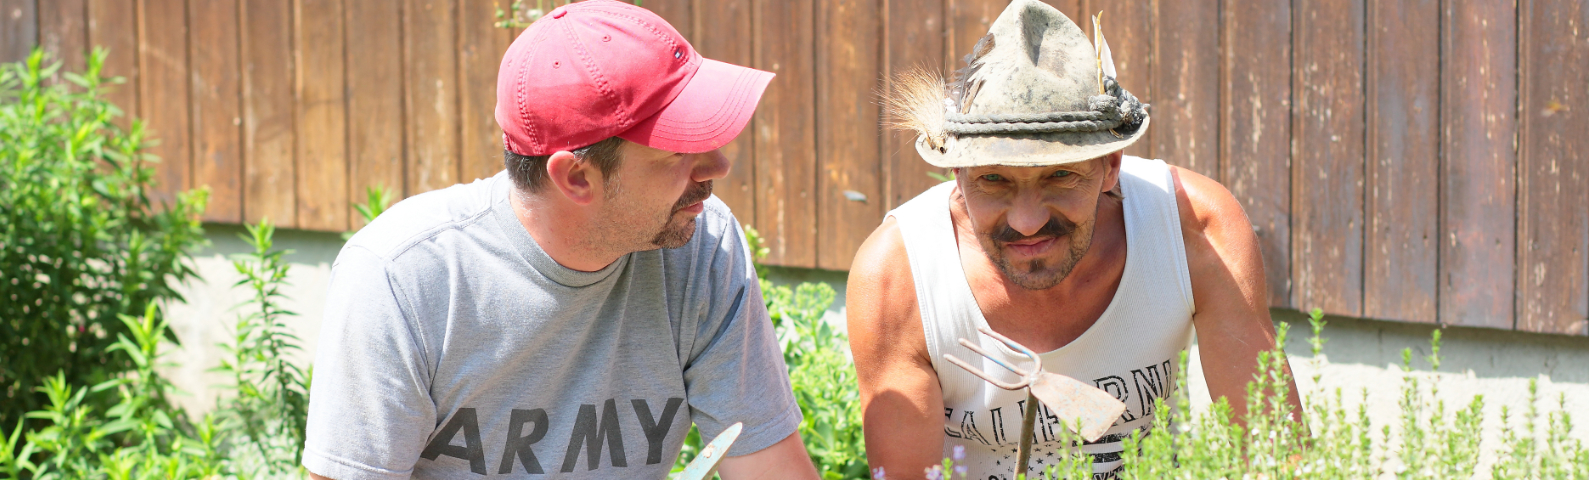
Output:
504,137,627,194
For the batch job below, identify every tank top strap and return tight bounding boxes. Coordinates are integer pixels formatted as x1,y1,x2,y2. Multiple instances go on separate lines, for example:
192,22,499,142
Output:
1116,157,1196,316
885,182,984,381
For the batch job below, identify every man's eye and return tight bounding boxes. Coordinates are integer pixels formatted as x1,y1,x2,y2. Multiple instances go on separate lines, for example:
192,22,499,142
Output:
980,174,1004,182
1051,170,1074,178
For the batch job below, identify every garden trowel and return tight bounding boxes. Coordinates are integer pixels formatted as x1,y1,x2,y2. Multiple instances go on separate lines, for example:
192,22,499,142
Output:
943,326,1126,478
678,422,742,480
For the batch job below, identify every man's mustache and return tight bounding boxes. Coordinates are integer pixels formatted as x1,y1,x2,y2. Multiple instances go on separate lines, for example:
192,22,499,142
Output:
673,181,713,212
989,216,1075,244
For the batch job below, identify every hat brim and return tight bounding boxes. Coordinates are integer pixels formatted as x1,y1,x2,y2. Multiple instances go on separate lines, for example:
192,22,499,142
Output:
913,116,1150,168
619,58,774,154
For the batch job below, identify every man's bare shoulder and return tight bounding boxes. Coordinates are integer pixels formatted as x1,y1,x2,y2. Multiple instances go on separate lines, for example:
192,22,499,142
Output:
847,217,918,326
1168,165,1251,237
846,216,934,373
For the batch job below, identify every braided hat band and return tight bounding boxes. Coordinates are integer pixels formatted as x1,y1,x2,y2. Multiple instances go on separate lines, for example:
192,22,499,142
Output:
942,77,1148,136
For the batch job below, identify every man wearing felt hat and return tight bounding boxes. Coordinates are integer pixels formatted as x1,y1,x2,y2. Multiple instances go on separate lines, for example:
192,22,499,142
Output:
302,1,820,478
846,0,1304,477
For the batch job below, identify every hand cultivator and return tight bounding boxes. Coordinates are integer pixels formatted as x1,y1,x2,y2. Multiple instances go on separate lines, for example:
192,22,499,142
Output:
943,326,1127,479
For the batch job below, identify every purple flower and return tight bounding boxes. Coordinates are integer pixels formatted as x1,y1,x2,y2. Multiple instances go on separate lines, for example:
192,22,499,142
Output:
924,465,944,480
952,445,966,461
872,467,886,480
954,465,968,477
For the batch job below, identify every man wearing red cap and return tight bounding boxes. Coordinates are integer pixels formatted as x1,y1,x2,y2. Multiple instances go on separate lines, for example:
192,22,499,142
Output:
302,2,820,479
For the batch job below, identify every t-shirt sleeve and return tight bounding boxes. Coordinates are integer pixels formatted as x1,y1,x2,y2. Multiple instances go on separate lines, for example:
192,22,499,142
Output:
682,214,803,457
302,246,436,480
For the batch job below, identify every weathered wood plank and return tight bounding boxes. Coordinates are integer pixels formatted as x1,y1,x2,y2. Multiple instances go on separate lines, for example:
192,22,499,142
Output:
458,0,507,183
753,0,816,267
1150,0,1218,180
0,0,37,65
1221,0,1291,307
946,0,1002,71
1439,1,1516,330
815,0,882,271
241,0,296,226
1364,0,1438,323
188,0,244,223
38,0,88,76
1080,0,1153,159
883,0,946,211
695,0,758,225
294,0,349,231
88,0,138,127
1517,0,1588,335
345,0,404,227
644,0,691,40
137,0,191,205
403,0,459,195
1290,0,1365,317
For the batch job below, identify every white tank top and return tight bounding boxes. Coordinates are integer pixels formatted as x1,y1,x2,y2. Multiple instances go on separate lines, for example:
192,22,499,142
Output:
888,156,1195,478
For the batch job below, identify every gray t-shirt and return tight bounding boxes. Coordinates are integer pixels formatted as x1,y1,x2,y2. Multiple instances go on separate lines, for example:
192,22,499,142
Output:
302,172,801,480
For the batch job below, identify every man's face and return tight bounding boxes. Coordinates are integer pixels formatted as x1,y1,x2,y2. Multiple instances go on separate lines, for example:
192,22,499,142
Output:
956,154,1120,290
592,141,730,252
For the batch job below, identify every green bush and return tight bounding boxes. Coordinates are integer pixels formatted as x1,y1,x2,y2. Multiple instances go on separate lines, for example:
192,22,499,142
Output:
0,49,208,436
0,219,311,480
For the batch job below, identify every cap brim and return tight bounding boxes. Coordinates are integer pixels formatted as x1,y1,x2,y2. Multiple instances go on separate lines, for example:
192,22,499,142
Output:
914,116,1150,168
619,59,774,154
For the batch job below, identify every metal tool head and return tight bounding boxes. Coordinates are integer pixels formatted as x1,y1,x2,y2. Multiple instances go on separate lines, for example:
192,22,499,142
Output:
679,422,742,480
943,326,1128,442
1028,371,1127,442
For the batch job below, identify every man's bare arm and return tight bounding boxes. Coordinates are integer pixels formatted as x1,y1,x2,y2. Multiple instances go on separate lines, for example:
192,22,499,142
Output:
717,431,820,480
847,218,948,479
1172,166,1305,422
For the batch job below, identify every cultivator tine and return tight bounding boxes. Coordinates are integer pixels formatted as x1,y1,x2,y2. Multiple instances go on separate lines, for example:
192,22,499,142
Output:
944,343,1027,390
956,338,1027,376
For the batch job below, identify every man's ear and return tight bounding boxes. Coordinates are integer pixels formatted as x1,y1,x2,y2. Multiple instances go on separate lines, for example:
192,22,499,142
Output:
545,151,598,205
1099,151,1124,194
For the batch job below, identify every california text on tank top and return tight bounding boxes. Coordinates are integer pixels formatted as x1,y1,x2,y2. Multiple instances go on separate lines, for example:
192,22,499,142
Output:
888,156,1196,479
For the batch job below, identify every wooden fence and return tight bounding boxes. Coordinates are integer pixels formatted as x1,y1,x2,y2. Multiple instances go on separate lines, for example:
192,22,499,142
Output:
1,0,1584,335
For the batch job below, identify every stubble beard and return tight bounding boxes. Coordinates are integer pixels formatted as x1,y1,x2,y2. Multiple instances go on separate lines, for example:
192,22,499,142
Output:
981,214,1096,290
647,180,713,249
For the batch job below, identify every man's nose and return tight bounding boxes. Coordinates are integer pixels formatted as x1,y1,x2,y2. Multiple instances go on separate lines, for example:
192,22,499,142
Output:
690,149,731,183
1006,193,1050,237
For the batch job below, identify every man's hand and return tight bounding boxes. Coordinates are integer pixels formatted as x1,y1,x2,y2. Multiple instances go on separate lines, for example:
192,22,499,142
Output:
717,432,821,480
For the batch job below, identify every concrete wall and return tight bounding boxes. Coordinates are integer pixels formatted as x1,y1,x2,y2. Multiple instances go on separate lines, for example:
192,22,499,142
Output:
163,227,1589,457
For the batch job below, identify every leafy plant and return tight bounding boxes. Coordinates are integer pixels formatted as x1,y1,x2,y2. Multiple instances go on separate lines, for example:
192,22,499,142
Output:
343,185,395,240
4,305,224,480
0,48,208,435
893,309,1589,480
213,219,312,477
2,221,313,480
925,170,956,183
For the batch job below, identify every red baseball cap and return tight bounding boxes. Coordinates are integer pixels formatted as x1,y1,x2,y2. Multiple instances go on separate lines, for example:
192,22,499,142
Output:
496,0,774,156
